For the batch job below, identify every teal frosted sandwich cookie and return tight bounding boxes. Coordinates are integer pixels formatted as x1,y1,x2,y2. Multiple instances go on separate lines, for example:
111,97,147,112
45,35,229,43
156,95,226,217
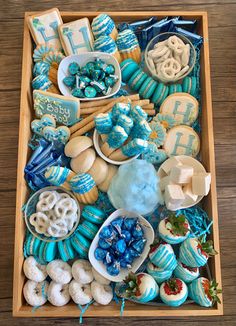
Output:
152,83,169,105
38,241,57,263
70,232,91,258
168,84,182,95
128,69,148,92
139,77,158,99
58,238,76,262
120,59,139,83
77,221,99,240
182,76,197,97
82,205,106,225
24,233,41,257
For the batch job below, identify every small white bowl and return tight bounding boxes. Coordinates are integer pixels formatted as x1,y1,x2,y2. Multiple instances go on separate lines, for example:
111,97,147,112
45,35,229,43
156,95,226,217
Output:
157,155,206,210
58,52,121,101
93,129,139,165
88,209,155,282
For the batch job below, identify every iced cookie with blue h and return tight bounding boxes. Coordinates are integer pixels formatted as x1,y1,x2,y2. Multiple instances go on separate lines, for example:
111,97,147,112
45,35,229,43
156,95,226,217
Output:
59,18,94,56
160,93,199,126
163,125,200,157
27,8,63,50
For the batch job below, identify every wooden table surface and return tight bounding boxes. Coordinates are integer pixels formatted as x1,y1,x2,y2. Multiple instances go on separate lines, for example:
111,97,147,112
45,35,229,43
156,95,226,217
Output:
0,0,235,325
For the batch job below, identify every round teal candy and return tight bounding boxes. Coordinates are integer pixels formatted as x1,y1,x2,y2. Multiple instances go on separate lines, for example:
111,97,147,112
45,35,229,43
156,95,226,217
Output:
128,69,148,92
71,88,85,98
63,76,76,88
120,59,139,82
78,221,99,240
82,205,106,225
91,69,101,81
58,238,76,261
152,83,169,105
79,76,91,88
105,76,116,87
91,80,106,93
139,77,158,99
68,62,80,75
33,61,50,77
94,58,106,70
104,64,115,74
182,76,197,97
24,233,41,256
169,83,183,95
85,62,95,74
85,86,97,98
70,232,91,258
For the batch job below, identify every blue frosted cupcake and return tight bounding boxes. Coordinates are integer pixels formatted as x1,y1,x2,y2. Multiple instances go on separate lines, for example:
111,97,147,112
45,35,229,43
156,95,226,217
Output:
69,173,98,204
94,35,121,62
116,29,141,63
160,278,188,307
92,13,118,40
146,261,172,284
149,242,177,271
174,260,199,283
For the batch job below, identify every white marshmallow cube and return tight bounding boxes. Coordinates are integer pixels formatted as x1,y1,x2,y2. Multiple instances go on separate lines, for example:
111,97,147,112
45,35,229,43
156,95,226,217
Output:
164,184,185,209
192,173,211,196
160,176,171,192
160,157,182,175
169,164,194,184
182,183,198,206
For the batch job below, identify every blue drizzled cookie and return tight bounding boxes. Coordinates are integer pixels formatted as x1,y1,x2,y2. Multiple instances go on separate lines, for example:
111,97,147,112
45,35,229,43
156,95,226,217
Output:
149,242,177,271
92,13,118,40
33,61,50,77
94,35,121,62
146,261,172,284
82,205,106,225
174,260,199,283
44,166,74,189
69,173,98,204
116,29,141,63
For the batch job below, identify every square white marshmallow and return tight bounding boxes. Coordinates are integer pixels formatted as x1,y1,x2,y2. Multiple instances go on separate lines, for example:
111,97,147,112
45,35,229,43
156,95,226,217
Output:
192,172,211,196
170,164,194,184
182,183,198,206
165,184,185,208
160,176,172,192
160,156,182,175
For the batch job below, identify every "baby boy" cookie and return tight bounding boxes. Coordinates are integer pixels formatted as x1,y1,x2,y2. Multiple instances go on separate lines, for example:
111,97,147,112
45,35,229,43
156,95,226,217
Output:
163,125,200,157
160,93,199,126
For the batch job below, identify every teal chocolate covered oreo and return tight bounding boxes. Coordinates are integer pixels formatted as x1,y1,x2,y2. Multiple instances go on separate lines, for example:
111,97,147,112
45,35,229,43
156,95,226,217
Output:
70,232,91,258
139,77,158,99
58,238,76,262
120,59,139,83
82,205,106,225
182,76,197,97
128,69,148,92
152,83,169,105
78,221,99,240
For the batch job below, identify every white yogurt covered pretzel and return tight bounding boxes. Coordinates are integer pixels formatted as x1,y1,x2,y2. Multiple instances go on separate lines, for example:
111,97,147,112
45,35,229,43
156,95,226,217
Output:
37,191,59,211
47,219,68,237
54,198,77,219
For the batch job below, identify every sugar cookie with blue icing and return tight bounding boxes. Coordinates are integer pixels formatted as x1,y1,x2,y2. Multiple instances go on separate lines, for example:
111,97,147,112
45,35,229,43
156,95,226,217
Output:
160,93,199,126
45,166,75,190
27,8,63,50
146,261,172,284
92,13,118,40
149,242,177,271
160,278,188,307
42,126,71,144
94,35,121,62
33,90,80,126
59,18,94,56
163,125,200,157
69,173,98,204
174,261,199,283
116,29,141,63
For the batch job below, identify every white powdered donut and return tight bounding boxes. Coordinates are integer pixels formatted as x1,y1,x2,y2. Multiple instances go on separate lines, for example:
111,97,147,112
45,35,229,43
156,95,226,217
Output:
23,280,49,306
69,280,92,305
91,281,113,305
92,268,110,285
48,281,71,306
47,260,72,284
72,260,94,284
23,256,47,282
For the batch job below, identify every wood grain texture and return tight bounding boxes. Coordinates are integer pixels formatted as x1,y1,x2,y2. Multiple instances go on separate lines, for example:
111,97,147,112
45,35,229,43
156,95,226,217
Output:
0,0,235,325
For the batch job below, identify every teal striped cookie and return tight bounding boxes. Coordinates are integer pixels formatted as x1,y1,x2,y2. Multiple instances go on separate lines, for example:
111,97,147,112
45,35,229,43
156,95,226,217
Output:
128,69,148,92
139,77,158,99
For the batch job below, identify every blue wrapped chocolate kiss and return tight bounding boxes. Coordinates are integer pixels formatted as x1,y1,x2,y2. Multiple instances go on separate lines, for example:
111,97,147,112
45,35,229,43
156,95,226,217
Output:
107,260,120,276
121,230,132,243
132,239,146,253
123,217,138,231
98,238,112,250
99,225,115,240
132,223,144,239
129,246,141,258
111,216,124,234
116,239,127,254
103,251,115,265
94,247,107,261
123,248,135,264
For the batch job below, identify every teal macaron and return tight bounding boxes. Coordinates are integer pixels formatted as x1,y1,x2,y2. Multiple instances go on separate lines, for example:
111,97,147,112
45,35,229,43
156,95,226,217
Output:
139,77,158,99
77,221,99,240
168,83,183,95
152,83,169,105
82,205,106,225
38,241,57,263
58,238,76,262
128,69,148,92
120,59,139,83
70,232,91,258
182,76,197,97
24,232,41,257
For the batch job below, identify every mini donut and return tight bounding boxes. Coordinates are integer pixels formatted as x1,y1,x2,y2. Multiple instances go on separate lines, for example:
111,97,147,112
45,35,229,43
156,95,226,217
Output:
23,280,49,306
47,260,72,284
48,281,71,306
69,280,93,305
91,281,113,305
92,268,110,285
23,256,47,282
72,259,94,284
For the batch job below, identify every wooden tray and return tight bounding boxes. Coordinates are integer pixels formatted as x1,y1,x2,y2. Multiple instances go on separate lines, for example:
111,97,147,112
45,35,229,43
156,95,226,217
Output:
13,11,223,317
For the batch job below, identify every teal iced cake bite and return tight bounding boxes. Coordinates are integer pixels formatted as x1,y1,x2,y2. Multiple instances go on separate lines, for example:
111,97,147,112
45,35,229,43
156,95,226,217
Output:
94,112,113,135
130,119,152,140
70,232,91,258
111,102,131,122
77,220,99,240
82,205,106,224
92,13,118,40
174,261,199,283
116,114,133,135
129,105,148,123
146,261,172,284
120,58,139,82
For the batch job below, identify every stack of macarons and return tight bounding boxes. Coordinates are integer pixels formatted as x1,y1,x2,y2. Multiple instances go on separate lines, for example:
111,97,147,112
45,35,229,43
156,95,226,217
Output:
120,59,197,105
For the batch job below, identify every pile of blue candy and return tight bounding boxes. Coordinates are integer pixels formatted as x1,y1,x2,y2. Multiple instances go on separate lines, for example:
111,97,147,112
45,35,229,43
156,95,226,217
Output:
94,216,146,276
63,58,119,98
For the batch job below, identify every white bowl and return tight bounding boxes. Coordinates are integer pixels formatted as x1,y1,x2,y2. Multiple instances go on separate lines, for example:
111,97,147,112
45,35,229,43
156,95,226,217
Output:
88,209,155,282
58,52,121,101
157,155,206,210
93,129,139,165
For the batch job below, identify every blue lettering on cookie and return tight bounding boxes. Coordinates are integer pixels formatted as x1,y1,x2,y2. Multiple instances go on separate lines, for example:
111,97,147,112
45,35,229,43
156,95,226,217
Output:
173,101,194,124
38,21,59,43
172,132,195,155
65,27,92,54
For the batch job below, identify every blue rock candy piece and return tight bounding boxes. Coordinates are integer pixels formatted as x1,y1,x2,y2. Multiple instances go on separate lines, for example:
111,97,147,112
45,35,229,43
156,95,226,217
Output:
123,217,138,231
106,260,120,276
121,229,132,243
132,238,146,253
107,126,128,149
132,223,144,239
98,238,112,250
99,225,114,239
116,239,127,254
121,138,148,157
94,247,107,261
111,103,131,122
116,114,134,135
